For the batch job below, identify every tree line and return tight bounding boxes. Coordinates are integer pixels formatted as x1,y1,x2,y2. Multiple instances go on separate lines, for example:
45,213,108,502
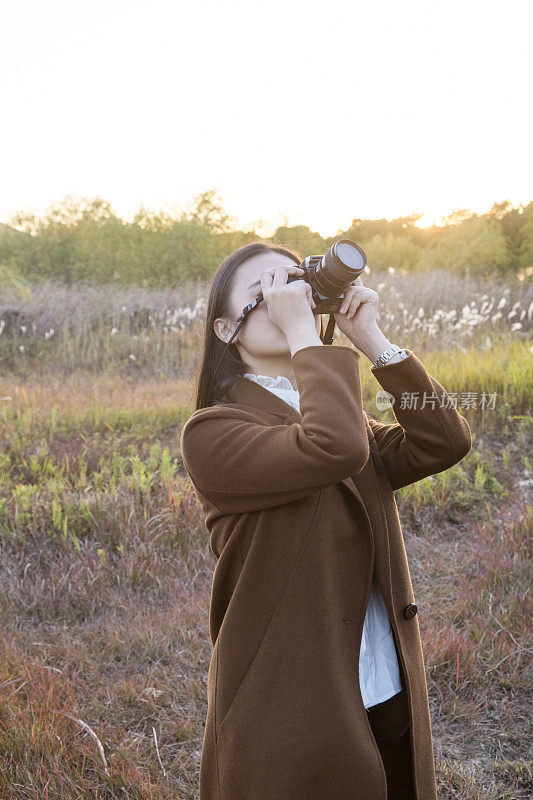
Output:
0,191,531,291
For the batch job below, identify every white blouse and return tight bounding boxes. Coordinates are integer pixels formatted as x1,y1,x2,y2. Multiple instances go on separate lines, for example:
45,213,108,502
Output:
243,371,403,709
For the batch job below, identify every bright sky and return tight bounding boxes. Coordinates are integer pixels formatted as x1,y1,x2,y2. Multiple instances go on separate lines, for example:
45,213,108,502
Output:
1,0,531,238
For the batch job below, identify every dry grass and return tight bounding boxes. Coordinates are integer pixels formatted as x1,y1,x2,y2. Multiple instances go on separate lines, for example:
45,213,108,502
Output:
1,268,532,377
0,326,531,797
404,495,532,799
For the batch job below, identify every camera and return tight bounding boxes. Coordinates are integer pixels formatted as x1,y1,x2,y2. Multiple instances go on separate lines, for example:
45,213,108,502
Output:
239,239,367,321
285,238,367,315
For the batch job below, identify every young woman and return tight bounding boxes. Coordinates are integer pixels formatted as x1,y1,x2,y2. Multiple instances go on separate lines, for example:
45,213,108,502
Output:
180,241,472,800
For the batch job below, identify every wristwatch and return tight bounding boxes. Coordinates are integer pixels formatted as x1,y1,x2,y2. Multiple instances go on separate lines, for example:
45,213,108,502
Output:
372,344,409,369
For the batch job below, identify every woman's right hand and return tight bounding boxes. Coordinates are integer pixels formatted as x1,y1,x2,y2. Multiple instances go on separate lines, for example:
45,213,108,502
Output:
260,265,317,337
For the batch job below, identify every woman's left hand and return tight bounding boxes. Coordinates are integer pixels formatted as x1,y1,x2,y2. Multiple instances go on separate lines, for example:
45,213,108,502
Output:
333,277,379,341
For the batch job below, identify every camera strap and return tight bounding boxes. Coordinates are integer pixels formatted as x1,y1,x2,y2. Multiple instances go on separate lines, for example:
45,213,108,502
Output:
321,313,336,345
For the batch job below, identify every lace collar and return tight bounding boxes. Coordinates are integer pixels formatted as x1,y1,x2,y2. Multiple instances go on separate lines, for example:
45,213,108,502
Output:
243,373,298,393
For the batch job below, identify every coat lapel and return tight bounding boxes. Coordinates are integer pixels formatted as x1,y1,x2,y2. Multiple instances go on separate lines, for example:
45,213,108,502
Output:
227,375,303,422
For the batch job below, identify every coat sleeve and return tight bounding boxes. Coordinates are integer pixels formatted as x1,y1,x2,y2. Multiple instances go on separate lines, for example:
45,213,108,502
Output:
367,348,472,491
179,344,370,513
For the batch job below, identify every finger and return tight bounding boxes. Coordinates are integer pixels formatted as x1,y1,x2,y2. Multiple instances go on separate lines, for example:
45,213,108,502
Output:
263,265,303,273
347,291,376,318
305,284,316,308
341,292,365,318
343,286,374,302
272,266,289,288
265,264,303,278
347,298,363,319
261,270,274,295
339,287,357,314
347,276,364,287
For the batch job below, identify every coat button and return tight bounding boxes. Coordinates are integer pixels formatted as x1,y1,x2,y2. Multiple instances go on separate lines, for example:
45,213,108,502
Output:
403,603,417,620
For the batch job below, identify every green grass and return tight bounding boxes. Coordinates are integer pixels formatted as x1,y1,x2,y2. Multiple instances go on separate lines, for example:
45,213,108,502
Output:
361,337,533,426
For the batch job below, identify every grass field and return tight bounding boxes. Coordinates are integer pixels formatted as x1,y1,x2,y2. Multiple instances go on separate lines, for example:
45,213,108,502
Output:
0,273,532,799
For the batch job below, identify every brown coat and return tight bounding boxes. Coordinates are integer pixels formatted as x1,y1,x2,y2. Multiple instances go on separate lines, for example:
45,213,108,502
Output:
180,344,472,800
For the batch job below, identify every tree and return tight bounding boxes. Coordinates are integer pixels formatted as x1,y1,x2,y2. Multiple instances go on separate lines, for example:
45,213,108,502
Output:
185,189,231,234
363,233,423,271
517,201,533,268
424,215,512,274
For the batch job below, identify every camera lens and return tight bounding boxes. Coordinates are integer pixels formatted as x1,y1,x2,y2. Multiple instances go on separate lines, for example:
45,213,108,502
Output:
312,239,367,297
335,241,366,271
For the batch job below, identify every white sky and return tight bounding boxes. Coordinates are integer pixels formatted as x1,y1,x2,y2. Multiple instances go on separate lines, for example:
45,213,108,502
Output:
1,0,531,238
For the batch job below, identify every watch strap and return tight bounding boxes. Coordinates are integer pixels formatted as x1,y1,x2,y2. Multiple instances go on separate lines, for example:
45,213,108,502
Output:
372,344,408,369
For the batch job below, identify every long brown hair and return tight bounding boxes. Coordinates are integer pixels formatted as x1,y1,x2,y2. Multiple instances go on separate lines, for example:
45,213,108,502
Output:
194,239,310,410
